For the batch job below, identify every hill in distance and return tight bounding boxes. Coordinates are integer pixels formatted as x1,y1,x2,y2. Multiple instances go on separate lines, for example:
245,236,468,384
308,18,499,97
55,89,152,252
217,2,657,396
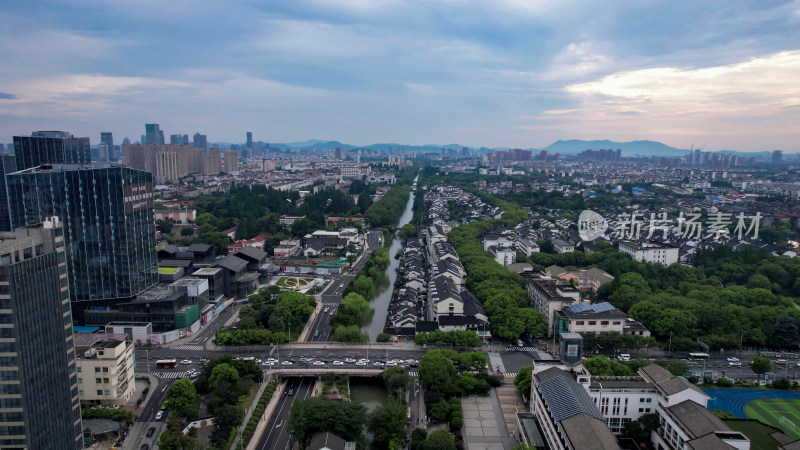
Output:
542,139,688,157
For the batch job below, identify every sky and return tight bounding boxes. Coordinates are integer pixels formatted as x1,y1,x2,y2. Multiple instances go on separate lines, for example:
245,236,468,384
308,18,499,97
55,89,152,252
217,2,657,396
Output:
0,0,799,151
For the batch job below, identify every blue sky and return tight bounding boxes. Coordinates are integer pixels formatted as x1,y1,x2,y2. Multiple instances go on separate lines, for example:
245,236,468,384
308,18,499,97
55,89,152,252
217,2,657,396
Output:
0,0,799,151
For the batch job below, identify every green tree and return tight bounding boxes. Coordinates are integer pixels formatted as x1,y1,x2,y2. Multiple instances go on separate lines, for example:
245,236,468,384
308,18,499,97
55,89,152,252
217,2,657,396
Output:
420,351,458,396
180,226,194,236
514,366,534,399
214,404,244,432
368,397,408,448
775,313,800,349
163,379,200,419
340,293,371,323
210,363,239,399
428,400,451,422
331,325,368,343
420,429,456,450
377,332,392,342
410,428,428,450
749,356,772,374
158,419,199,449
287,397,367,447
287,398,307,445
622,413,659,444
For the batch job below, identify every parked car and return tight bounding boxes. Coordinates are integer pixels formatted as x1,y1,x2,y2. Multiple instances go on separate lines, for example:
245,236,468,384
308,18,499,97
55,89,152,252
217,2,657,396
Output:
155,411,164,421
146,427,155,438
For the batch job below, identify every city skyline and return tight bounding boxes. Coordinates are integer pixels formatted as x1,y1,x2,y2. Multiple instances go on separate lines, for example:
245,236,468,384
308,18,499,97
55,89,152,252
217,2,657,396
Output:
0,1,799,151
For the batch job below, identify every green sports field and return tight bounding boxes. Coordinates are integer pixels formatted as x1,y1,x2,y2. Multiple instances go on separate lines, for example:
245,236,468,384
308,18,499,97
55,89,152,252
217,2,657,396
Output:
745,398,800,440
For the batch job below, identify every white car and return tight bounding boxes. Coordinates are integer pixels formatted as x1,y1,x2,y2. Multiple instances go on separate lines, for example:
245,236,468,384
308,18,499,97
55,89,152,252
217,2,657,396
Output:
181,359,192,365
313,360,326,366
333,360,344,366
281,361,293,366
155,410,165,421
386,361,398,367
729,361,742,367
373,361,385,367
726,357,739,362
344,358,356,364
263,359,278,366
357,359,369,365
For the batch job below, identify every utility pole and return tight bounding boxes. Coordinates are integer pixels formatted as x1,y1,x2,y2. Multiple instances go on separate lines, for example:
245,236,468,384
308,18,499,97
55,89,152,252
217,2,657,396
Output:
740,330,744,355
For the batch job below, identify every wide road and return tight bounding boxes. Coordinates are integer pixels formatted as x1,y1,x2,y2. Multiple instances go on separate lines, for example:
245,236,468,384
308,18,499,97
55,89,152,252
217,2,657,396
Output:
255,378,314,450
312,230,382,341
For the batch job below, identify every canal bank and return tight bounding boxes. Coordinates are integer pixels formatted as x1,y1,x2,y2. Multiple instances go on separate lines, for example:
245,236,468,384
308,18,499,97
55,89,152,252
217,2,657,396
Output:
361,178,417,340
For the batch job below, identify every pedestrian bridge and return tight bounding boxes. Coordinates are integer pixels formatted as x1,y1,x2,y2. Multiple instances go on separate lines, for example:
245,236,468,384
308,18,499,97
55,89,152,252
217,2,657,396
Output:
265,367,385,377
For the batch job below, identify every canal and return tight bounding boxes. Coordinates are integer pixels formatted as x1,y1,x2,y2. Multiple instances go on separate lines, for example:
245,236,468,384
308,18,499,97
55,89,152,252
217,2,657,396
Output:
361,178,416,340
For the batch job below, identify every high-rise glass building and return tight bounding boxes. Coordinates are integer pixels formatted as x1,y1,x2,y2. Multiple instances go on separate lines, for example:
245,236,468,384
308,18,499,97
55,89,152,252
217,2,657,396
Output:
12,132,91,171
100,132,115,161
145,124,161,148
0,219,83,449
6,164,158,322
0,154,17,232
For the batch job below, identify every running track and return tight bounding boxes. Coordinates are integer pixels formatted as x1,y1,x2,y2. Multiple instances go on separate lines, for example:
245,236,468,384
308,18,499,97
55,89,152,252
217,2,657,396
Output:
703,388,800,418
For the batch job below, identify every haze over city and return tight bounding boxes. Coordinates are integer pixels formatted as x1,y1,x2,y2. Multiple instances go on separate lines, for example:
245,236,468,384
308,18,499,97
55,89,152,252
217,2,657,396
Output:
1,0,799,151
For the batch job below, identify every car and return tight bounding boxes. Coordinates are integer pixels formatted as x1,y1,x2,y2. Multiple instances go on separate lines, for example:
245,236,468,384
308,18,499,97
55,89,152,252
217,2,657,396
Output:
777,359,788,364
281,360,293,366
313,360,326,366
333,360,344,366
344,358,356,363
180,359,192,365
617,354,631,361
155,410,164,421
299,357,312,362
726,357,739,362
323,307,329,313
357,359,369,365
386,361,398,367
232,300,238,305
288,388,294,396
407,362,419,368
190,372,199,379
340,283,345,288
256,359,262,364
140,445,149,450
729,361,742,367
146,427,155,438
373,361,385,367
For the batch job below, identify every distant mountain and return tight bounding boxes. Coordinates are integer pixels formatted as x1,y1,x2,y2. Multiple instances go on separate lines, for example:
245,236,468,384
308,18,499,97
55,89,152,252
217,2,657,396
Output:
542,140,688,157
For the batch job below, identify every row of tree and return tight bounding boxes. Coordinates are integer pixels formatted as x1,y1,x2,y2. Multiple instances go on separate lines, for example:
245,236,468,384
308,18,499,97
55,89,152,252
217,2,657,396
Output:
365,184,411,227
413,329,483,347
216,288,315,345
448,220,548,340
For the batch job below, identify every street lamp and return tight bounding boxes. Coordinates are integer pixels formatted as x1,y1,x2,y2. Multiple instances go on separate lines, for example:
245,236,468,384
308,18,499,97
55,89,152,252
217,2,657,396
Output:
669,331,673,353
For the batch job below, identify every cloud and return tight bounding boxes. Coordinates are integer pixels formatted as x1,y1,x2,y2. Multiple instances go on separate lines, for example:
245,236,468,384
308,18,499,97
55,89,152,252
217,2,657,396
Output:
521,50,800,149
0,93,16,100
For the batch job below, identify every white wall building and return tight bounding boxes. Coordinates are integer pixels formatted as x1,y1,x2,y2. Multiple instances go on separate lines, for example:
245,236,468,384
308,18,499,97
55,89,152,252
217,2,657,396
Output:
618,241,679,266
75,336,136,404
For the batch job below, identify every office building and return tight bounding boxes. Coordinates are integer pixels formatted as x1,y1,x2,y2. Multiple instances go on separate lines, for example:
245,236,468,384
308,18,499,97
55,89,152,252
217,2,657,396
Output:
773,150,783,163
223,150,239,173
524,276,581,336
193,132,207,152
0,219,83,449
246,131,253,149
0,154,17,231
74,335,135,404
13,131,91,170
145,123,162,148
6,164,158,322
100,132,115,161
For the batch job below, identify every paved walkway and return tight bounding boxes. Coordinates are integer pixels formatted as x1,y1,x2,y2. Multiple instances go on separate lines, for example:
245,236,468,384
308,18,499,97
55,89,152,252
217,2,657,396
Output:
230,381,270,450
461,391,518,450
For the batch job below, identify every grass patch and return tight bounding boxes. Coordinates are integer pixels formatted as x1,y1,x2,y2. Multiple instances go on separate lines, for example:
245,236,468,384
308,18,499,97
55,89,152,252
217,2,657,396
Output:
158,266,179,274
724,419,782,450
745,398,800,440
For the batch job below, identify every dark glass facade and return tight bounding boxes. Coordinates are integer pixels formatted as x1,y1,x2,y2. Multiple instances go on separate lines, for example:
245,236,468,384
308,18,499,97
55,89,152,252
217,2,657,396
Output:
0,154,16,231
0,223,82,449
12,135,91,171
6,165,158,321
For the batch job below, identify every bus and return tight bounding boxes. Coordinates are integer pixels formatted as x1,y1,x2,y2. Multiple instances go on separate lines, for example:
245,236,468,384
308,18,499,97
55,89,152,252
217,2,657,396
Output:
688,353,710,361
156,359,177,369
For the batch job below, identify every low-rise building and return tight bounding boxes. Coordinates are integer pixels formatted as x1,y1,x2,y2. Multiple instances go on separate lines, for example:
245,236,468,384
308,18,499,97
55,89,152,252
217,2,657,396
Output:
75,335,135,405
554,302,650,338
553,238,575,253
618,241,679,266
